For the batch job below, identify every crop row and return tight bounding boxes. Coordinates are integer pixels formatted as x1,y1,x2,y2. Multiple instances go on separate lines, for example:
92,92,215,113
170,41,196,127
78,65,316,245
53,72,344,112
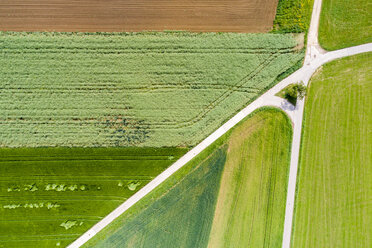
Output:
0,32,303,147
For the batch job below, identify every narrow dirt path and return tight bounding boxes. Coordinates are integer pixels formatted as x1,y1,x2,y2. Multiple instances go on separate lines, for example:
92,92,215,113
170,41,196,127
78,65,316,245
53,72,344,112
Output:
67,0,372,246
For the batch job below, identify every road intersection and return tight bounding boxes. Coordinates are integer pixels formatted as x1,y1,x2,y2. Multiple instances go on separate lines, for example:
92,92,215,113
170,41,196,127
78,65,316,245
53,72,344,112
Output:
67,0,372,246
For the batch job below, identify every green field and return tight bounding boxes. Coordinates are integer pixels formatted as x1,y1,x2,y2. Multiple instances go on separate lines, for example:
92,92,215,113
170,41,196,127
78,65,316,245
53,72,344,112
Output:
208,109,292,247
292,53,371,247
319,0,372,50
0,32,303,147
90,147,226,248
0,147,187,248
85,108,292,248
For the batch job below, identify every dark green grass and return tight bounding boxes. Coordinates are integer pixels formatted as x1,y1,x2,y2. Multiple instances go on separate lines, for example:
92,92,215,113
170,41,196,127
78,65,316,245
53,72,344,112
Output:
84,108,292,248
91,147,226,248
292,53,371,247
319,0,372,50
0,147,187,248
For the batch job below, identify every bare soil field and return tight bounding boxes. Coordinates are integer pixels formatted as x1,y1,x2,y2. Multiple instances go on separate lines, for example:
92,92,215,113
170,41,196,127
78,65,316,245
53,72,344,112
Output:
0,0,278,32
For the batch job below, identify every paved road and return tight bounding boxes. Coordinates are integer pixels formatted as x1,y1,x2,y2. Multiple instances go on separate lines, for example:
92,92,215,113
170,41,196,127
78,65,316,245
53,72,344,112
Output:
68,43,372,248
279,0,372,246
67,0,372,245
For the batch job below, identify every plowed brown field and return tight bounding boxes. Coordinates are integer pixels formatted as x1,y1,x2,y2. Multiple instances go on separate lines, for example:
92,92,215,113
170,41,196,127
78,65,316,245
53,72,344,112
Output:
0,0,278,32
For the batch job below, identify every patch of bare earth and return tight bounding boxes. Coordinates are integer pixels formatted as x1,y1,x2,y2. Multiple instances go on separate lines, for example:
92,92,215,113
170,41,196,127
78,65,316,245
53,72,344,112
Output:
0,0,279,32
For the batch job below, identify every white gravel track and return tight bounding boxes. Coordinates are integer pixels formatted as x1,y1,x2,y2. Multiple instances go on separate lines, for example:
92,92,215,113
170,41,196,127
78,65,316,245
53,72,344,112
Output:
67,0,372,246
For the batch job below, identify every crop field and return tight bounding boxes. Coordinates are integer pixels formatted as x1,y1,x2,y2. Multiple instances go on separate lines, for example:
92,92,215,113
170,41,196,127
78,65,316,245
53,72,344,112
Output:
0,0,279,33
319,0,372,50
0,32,304,148
208,108,292,247
0,147,187,248
84,108,292,247
292,53,371,247
86,145,227,248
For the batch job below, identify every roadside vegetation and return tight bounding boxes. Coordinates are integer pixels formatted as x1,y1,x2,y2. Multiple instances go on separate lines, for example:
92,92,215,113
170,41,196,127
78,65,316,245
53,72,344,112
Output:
319,0,372,50
84,108,293,248
276,82,307,105
0,147,187,248
273,0,314,33
0,31,303,148
292,53,371,247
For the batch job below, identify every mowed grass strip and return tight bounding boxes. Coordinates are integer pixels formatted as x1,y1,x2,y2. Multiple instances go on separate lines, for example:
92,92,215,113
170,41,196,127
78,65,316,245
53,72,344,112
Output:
292,53,371,247
319,0,372,50
84,108,292,248
0,32,304,147
208,108,292,247
0,147,187,248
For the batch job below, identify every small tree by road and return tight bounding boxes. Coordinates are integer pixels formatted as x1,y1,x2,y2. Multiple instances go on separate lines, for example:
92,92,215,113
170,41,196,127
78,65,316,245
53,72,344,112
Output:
285,82,307,100
276,82,307,106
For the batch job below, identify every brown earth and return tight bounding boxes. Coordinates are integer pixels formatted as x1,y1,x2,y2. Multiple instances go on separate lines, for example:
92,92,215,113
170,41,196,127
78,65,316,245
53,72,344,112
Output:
0,0,278,32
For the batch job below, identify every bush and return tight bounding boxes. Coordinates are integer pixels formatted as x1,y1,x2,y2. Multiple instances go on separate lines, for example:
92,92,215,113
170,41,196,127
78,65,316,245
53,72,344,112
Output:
284,82,307,104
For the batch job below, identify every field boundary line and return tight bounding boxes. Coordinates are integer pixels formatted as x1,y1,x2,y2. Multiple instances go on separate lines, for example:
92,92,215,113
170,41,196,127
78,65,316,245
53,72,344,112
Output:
67,0,371,245
67,43,372,248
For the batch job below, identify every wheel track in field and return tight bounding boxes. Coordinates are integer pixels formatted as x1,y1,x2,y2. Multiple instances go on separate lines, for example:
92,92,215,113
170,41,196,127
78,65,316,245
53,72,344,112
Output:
66,0,372,246
0,46,302,138
122,52,299,129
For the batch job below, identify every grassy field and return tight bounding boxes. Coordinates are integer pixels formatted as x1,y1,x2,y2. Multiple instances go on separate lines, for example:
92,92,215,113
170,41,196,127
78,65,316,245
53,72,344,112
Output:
273,0,314,33
292,53,371,247
0,147,187,248
319,0,372,50
208,109,293,247
0,31,304,147
84,108,292,248
90,147,226,248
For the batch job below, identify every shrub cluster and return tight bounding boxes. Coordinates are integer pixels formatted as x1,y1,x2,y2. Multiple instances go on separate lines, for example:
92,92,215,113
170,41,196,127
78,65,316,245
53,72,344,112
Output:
273,0,314,33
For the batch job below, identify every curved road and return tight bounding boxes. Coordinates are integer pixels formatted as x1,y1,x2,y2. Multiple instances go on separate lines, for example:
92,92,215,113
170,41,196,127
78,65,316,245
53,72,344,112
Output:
67,0,372,246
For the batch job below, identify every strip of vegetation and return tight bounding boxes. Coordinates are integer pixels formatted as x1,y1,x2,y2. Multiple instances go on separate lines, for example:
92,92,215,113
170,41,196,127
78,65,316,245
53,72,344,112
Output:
84,108,292,248
276,82,306,106
0,147,188,248
292,53,371,247
0,31,303,147
272,0,314,33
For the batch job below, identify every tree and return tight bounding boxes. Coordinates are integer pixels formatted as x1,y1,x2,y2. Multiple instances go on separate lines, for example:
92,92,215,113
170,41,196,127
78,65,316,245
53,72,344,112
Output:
285,82,307,100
